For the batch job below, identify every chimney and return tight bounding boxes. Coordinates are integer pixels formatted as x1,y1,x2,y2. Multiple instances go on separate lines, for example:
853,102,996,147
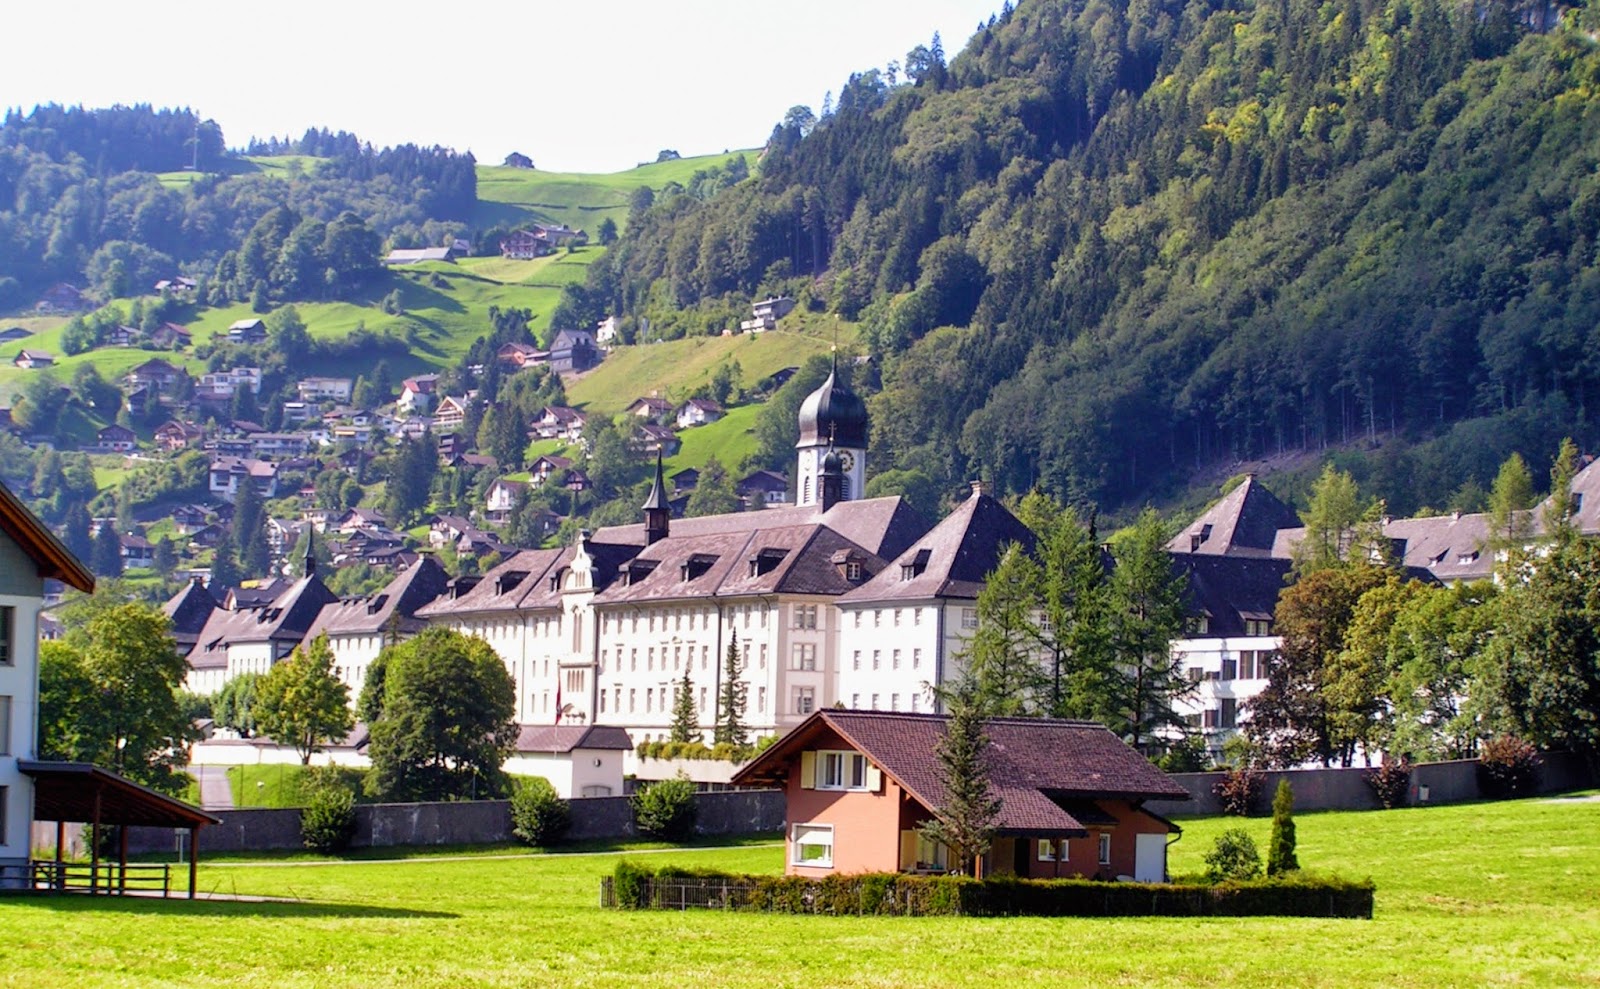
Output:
970,480,986,499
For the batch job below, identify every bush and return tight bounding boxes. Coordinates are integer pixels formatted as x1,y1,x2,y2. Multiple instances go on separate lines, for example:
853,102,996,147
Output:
1204,829,1263,881
300,779,358,853
1213,767,1265,816
1364,761,1411,809
631,773,698,840
1155,735,1210,773
605,865,1374,918
1266,780,1298,875
510,776,571,846
1478,735,1542,798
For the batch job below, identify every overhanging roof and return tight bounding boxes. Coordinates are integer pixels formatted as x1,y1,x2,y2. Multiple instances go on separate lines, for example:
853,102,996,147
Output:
0,480,94,592
20,762,220,829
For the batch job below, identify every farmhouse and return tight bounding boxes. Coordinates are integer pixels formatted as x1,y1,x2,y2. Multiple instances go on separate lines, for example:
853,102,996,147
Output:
675,398,724,429
93,424,137,453
397,374,440,415
731,709,1189,881
740,295,797,333
548,330,600,373
383,246,456,265
13,350,53,369
227,319,267,344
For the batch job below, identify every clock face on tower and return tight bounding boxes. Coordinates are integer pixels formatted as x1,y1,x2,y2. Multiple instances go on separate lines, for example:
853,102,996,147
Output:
838,451,856,472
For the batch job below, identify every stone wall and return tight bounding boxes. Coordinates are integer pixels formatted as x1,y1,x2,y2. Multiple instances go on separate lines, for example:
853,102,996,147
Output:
126,788,786,855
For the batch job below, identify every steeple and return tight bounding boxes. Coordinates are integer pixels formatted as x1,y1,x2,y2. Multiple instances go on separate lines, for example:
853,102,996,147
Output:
819,435,844,512
795,354,868,508
642,451,670,545
302,526,316,577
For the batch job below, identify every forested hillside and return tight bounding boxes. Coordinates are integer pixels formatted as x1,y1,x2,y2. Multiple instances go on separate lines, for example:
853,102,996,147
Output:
585,0,1600,514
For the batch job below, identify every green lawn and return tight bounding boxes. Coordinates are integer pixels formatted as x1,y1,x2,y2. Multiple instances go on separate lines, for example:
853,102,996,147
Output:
473,150,757,233
666,405,762,475
8,795,1598,987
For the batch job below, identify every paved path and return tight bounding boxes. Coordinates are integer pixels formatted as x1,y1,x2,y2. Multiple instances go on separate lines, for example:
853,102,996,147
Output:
207,842,784,869
191,766,234,810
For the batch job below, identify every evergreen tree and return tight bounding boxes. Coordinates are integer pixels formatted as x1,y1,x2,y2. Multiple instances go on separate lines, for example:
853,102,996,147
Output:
685,456,740,517
962,543,1049,716
152,536,178,576
714,639,748,747
917,673,1000,876
1543,437,1581,545
92,523,123,577
669,666,699,744
61,501,93,562
1266,780,1299,875
232,476,271,576
1487,452,1535,556
1106,509,1190,751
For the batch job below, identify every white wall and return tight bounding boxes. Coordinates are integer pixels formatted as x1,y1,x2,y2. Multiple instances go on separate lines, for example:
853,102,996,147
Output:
0,596,40,871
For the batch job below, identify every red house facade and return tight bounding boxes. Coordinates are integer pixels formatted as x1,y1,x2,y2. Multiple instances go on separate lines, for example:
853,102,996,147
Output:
732,710,1190,882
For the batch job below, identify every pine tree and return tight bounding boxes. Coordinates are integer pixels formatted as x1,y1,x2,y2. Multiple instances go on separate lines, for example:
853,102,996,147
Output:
1543,437,1581,546
91,523,123,578
714,640,748,747
918,673,1000,876
669,666,699,744
1266,779,1299,875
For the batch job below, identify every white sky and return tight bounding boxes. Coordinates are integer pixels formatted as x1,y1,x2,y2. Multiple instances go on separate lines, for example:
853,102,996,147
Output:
3,1,1002,173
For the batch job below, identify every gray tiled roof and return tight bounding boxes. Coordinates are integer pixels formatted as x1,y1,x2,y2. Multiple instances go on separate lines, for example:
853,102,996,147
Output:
1168,475,1299,558
838,489,1033,604
514,724,633,753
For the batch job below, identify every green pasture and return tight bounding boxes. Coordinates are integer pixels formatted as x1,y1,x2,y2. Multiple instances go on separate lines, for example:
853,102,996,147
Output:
665,405,762,475
473,150,756,232
8,794,1598,987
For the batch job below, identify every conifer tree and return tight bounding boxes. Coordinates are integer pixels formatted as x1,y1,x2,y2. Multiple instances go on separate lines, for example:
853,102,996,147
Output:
1267,779,1299,875
669,666,698,744
918,673,1000,876
714,640,748,747
91,522,123,578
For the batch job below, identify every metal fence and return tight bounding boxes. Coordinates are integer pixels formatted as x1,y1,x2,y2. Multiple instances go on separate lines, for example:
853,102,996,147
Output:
598,876,757,911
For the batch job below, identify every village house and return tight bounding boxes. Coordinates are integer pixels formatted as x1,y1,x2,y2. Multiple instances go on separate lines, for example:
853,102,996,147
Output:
0,328,30,344
34,283,85,313
548,330,600,374
296,377,354,404
125,358,187,394
675,398,724,430
227,319,267,345
497,342,547,370
93,425,137,454
431,395,472,433
626,396,673,423
0,480,96,886
148,322,191,348
485,478,530,523
119,533,155,570
740,296,797,333
595,316,620,346
731,710,1190,881
737,470,790,507
531,455,574,486
397,375,440,416
630,424,680,457
504,725,633,799
208,457,279,501
382,246,456,265
107,325,143,347
13,350,54,370
196,367,262,403
532,405,587,442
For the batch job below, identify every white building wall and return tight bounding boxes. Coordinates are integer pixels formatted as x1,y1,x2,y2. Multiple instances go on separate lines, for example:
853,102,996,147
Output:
1169,633,1281,755
0,596,41,873
836,601,975,713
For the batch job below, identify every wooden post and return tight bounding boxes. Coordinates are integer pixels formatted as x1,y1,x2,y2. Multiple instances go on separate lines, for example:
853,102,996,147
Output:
53,820,64,892
187,828,198,900
89,787,102,895
118,825,129,895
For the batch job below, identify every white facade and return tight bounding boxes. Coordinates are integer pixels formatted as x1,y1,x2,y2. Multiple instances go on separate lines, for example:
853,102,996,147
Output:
0,595,41,878
1170,632,1281,756
795,444,864,508
834,601,976,714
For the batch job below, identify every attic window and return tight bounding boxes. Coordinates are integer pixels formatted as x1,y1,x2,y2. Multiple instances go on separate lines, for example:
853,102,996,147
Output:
627,560,659,586
449,576,481,599
1457,550,1480,565
901,548,931,581
496,571,529,595
748,548,788,578
365,594,389,615
1574,493,1585,513
681,554,717,582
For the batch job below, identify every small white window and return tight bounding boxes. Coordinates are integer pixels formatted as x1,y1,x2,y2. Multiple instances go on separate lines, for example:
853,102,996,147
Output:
795,687,815,715
1038,839,1056,861
1059,839,1071,861
962,608,979,630
792,823,833,868
1098,833,1112,865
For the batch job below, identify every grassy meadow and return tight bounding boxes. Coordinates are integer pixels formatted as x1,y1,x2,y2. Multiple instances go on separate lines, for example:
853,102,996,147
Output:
6,794,1598,987
473,150,756,233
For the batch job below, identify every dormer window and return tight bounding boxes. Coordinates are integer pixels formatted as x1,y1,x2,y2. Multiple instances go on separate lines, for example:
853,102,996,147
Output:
627,560,659,586
901,548,931,581
681,554,717,582
748,548,787,578
496,571,529,595
365,594,389,615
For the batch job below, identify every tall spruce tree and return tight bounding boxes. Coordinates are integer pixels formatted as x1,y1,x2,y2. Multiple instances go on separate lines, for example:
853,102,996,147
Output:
963,543,1050,716
91,523,123,577
1106,509,1190,751
918,673,1001,876
714,640,748,747
669,666,699,743
1266,780,1299,875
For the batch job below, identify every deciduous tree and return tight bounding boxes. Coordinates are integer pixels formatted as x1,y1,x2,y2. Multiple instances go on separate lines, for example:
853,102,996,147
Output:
254,633,354,765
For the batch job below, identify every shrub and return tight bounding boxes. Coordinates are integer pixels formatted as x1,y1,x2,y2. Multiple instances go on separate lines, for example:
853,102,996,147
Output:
1267,780,1298,875
1155,735,1209,773
1213,767,1265,816
509,776,571,846
300,779,357,853
1204,829,1263,881
631,773,697,840
613,859,654,909
1478,735,1542,798
1364,761,1411,809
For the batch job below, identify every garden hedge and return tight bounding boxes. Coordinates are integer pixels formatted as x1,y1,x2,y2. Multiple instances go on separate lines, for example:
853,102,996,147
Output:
606,861,1374,918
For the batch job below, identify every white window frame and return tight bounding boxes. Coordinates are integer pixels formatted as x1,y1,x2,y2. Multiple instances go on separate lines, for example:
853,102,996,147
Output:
795,686,815,716
817,750,870,791
1098,832,1112,865
1037,838,1056,862
791,823,834,868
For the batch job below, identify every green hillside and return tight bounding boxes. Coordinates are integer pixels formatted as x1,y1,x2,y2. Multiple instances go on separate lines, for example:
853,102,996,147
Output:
474,151,757,232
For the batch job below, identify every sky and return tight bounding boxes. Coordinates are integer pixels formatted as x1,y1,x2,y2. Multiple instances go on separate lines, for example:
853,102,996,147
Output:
3,1,1003,173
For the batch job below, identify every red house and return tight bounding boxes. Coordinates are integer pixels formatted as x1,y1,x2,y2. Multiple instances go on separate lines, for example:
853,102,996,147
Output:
732,710,1190,882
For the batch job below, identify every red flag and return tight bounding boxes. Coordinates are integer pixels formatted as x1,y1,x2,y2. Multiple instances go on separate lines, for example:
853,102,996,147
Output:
554,677,563,724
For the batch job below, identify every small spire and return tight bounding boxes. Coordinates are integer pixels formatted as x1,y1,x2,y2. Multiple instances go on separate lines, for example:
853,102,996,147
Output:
642,451,669,511
302,526,316,577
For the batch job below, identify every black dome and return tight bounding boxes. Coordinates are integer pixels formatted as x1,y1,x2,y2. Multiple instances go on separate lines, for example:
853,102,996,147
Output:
796,368,868,448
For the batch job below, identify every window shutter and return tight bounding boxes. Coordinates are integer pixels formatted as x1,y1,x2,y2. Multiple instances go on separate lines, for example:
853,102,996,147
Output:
865,764,882,792
800,750,816,789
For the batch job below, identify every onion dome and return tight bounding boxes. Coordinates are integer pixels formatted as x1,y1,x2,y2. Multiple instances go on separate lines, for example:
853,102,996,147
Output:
796,359,868,448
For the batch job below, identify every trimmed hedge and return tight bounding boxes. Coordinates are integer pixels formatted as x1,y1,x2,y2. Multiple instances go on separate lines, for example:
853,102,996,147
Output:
606,861,1374,918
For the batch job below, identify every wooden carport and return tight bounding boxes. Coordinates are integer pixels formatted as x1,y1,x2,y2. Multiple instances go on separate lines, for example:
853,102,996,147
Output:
20,761,221,899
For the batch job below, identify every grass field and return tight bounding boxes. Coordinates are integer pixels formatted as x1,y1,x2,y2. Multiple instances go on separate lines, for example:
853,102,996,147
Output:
473,151,756,233
7,795,1598,987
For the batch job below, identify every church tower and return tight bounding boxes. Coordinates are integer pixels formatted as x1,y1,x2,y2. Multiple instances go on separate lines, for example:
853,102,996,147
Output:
795,355,867,508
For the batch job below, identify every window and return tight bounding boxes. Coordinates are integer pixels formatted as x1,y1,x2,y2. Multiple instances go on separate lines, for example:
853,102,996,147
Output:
1058,839,1071,861
628,689,636,713
1239,651,1257,680
599,691,607,714
0,695,9,756
912,648,921,669
794,605,818,630
852,650,861,671
913,608,922,626
890,693,899,711
873,610,881,627
1038,839,1056,861
871,693,880,710
0,786,6,845
792,824,833,867
1187,666,1203,684
1098,833,1112,865
893,609,901,627
1220,697,1238,729
961,608,979,630
892,649,901,670
793,643,817,671
699,686,707,711
757,686,767,713
645,688,653,713
851,693,860,708
1245,618,1273,637
872,650,881,670
795,687,815,715
914,833,947,871
910,693,920,713
853,611,861,628
1221,659,1237,681
818,750,870,790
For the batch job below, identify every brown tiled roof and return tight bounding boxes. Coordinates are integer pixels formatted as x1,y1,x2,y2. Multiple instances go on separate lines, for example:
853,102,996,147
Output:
595,495,927,561
515,724,633,753
0,478,93,592
734,710,1189,835
307,557,450,639
839,488,1033,604
1168,475,1300,558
